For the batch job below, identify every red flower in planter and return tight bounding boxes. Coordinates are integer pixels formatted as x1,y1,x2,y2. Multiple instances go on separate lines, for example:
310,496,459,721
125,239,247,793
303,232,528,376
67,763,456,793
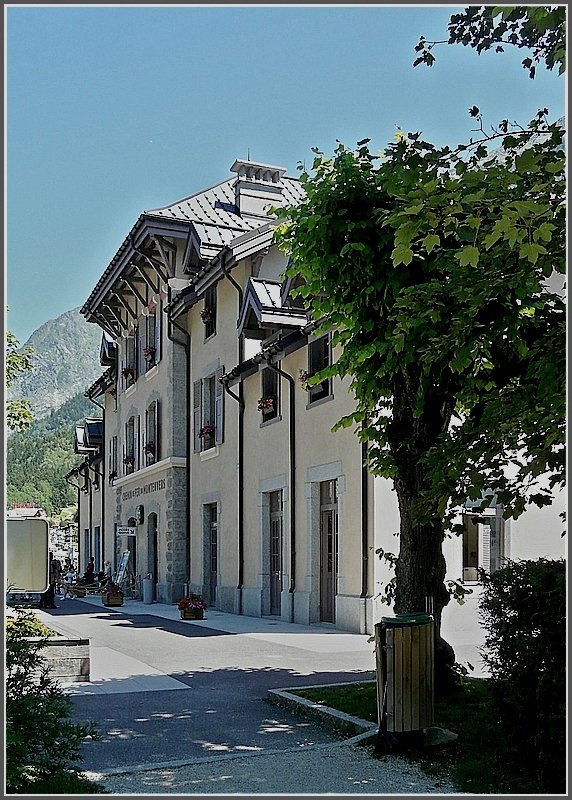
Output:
178,593,207,611
257,397,275,411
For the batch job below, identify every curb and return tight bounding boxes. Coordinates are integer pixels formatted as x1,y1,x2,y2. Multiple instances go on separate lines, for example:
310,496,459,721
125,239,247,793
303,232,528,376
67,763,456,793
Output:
267,679,378,741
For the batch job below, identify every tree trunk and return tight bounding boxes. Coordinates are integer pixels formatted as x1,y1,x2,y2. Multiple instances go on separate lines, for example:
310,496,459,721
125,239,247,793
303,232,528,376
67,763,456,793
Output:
388,368,458,693
393,477,455,692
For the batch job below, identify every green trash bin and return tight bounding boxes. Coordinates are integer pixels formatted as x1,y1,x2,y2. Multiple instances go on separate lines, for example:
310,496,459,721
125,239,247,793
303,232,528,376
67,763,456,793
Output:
375,613,434,734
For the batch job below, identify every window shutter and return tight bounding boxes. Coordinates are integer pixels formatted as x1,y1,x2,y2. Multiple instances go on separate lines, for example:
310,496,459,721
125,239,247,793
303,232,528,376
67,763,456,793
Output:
215,366,224,445
148,402,156,448
155,399,160,460
138,325,146,374
193,380,202,452
135,415,140,469
147,312,156,351
155,300,162,363
478,522,491,574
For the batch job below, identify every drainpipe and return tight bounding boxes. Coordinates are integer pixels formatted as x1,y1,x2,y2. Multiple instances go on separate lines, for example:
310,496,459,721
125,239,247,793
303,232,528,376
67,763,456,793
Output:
360,438,369,599
79,463,93,573
166,304,192,584
220,251,245,614
65,471,82,569
221,378,245,613
263,356,296,622
87,394,106,568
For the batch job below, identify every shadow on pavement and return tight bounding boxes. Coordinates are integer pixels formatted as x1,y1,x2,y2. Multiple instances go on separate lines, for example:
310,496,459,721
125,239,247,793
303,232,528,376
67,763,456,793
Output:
71,665,375,772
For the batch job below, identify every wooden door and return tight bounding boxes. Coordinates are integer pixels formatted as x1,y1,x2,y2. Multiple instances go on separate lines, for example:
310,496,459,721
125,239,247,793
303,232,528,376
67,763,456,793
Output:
209,505,218,606
269,491,282,615
320,508,336,622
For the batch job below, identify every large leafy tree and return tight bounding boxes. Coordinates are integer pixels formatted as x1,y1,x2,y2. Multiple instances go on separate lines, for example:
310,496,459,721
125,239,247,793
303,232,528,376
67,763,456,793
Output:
275,83,564,679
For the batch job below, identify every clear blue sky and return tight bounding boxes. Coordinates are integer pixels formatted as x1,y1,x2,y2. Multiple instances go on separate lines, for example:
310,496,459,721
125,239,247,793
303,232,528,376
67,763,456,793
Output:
6,5,565,345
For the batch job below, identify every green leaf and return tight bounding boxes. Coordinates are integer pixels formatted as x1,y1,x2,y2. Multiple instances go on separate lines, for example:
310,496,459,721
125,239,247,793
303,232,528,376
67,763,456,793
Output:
533,222,556,243
391,245,414,266
422,234,440,254
519,242,547,264
456,246,479,267
402,204,425,215
484,229,503,250
545,159,565,174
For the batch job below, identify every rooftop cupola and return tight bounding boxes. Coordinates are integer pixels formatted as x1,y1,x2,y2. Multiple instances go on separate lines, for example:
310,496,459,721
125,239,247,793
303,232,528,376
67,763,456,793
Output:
230,159,287,220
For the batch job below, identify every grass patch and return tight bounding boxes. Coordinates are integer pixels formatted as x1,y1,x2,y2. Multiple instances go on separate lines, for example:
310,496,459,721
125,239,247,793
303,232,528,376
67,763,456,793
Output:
291,677,538,794
293,681,377,723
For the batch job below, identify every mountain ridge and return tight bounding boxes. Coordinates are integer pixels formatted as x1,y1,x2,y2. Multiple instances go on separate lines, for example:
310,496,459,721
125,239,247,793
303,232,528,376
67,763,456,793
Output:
8,307,104,420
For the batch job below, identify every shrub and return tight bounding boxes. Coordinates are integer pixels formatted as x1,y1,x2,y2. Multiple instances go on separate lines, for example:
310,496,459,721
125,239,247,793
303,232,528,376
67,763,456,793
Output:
479,558,566,793
6,608,58,638
6,608,100,793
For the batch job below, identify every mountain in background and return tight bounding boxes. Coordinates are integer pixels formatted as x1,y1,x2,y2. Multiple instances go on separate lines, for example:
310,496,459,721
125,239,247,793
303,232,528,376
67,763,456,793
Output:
6,307,106,516
8,307,104,420
6,391,102,516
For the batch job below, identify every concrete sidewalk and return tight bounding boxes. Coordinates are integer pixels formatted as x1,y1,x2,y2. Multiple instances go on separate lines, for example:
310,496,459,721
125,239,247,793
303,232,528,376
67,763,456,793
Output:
49,595,380,695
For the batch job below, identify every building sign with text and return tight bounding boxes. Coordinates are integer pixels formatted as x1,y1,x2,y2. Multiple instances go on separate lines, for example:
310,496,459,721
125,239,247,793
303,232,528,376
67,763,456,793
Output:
122,477,166,502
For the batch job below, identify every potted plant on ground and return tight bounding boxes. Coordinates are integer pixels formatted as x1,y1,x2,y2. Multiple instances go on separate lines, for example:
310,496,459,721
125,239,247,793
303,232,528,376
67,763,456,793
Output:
177,593,207,620
102,582,124,607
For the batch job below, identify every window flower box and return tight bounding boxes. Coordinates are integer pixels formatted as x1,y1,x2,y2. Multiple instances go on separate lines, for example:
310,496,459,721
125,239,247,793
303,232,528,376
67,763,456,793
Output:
143,347,156,360
201,306,214,323
199,424,215,438
108,470,118,483
257,397,275,412
299,370,310,390
123,455,135,466
122,367,135,380
144,442,155,456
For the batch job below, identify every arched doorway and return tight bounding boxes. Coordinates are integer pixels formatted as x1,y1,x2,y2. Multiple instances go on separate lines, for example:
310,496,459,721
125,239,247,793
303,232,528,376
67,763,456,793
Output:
126,516,137,579
147,513,158,600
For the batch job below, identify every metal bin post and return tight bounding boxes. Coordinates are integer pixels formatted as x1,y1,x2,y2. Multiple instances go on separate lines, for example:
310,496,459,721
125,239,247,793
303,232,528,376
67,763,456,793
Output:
142,575,154,604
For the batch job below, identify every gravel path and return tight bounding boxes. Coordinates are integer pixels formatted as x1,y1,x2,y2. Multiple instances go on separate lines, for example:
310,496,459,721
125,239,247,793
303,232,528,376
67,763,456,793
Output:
86,737,461,795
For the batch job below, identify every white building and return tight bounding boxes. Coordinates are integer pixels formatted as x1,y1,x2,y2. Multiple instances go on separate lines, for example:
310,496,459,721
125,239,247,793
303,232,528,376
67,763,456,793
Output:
74,158,565,636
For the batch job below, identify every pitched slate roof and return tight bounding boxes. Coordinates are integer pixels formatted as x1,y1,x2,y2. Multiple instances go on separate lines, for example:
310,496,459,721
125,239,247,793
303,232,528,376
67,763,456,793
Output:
82,164,304,328
145,176,304,262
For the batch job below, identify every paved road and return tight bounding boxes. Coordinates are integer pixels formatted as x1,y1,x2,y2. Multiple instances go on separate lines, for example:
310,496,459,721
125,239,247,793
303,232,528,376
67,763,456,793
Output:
36,597,462,794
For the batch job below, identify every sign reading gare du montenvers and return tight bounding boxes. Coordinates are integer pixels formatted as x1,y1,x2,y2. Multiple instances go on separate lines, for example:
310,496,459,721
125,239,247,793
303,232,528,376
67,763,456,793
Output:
122,478,166,503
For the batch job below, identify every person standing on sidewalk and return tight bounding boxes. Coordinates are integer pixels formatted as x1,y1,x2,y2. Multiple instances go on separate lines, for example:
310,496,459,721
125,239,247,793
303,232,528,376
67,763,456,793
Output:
40,554,59,608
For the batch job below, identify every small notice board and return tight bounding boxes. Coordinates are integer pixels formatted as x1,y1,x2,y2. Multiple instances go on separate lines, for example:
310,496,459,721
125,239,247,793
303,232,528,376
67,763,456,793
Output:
114,550,130,586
